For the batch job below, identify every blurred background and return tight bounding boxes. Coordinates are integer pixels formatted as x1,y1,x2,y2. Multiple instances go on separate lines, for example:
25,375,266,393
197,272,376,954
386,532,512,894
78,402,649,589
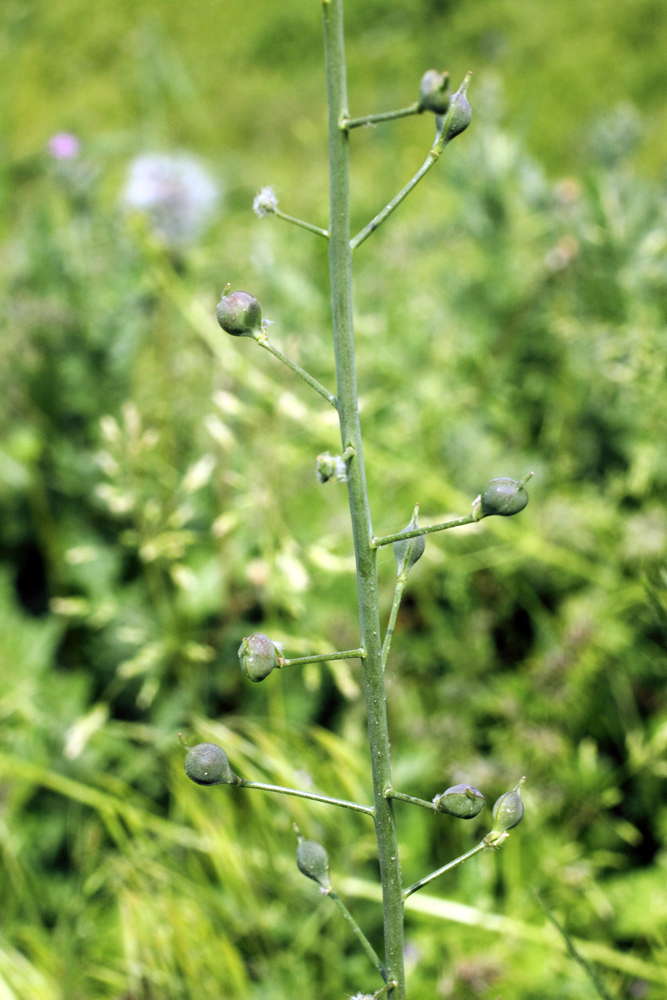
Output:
2,0,667,997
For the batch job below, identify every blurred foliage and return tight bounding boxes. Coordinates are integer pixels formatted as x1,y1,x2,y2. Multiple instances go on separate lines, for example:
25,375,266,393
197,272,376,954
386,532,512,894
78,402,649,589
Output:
2,0,667,998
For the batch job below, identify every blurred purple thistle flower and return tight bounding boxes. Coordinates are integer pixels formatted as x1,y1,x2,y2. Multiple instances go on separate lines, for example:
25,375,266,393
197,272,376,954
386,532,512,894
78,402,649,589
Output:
123,153,220,246
48,132,80,160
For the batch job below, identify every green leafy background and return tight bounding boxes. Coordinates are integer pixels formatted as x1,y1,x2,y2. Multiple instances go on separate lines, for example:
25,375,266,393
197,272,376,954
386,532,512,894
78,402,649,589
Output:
2,0,667,996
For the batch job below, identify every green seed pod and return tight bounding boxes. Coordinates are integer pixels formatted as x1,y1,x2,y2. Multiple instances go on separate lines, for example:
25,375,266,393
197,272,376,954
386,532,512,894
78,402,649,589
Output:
184,742,240,785
434,783,485,819
418,69,450,115
216,290,263,337
477,477,530,519
295,828,331,889
238,632,280,682
491,777,525,834
443,73,472,142
393,505,425,576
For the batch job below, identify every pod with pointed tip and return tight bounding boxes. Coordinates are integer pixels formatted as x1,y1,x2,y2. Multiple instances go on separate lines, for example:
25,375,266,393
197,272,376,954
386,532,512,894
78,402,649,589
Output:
296,832,331,889
477,477,529,518
491,777,525,834
184,742,240,785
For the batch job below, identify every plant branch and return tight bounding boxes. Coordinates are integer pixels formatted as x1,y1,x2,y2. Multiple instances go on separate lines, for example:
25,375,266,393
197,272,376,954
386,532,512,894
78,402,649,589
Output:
385,789,439,813
326,888,388,980
238,779,375,816
350,73,471,251
403,842,487,900
274,209,329,238
323,0,406,994
381,573,407,672
373,515,475,549
342,104,421,129
536,895,615,1000
253,331,338,408
280,647,365,667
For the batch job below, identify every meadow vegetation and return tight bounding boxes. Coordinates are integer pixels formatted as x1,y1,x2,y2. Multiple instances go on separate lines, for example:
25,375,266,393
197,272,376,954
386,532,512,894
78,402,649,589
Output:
2,0,667,996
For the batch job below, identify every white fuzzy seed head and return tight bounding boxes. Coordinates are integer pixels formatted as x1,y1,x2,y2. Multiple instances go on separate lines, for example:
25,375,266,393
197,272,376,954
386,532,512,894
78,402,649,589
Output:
253,186,278,218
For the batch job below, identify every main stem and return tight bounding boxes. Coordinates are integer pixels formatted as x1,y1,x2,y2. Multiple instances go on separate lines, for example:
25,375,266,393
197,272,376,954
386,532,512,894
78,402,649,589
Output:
322,2,406,998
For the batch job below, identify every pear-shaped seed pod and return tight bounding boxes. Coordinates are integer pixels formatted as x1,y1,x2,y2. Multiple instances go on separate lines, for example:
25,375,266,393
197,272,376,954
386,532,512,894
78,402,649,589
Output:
216,290,263,337
479,477,529,518
418,69,450,115
184,742,240,785
443,74,472,141
393,506,425,576
435,784,485,819
238,632,280,682
491,777,525,834
296,831,331,889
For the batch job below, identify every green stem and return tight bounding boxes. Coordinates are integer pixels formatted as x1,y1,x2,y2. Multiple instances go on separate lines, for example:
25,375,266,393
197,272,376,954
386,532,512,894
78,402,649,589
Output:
342,104,421,129
386,789,438,813
403,842,487,900
381,574,406,672
238,779,374,816
373,514,475,549
253,332,338,408
274,208,329,239
536,896,615,1000
323,1,406,997
326,888,387,980
373,983,399,1000
280,647,365,667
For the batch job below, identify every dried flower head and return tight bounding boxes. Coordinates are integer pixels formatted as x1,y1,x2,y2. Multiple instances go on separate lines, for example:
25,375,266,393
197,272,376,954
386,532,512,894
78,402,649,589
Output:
253,186,279,218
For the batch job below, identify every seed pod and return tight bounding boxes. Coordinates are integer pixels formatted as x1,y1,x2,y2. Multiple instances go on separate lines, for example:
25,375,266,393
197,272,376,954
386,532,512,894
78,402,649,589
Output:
238,632,280,682
491,777,525,834
295,827,331,889
184,742,240,785
475,477,530,519
216,290,263,337
418,69,450,115
393,505,425,576
434,783,485,819
442,73,472,142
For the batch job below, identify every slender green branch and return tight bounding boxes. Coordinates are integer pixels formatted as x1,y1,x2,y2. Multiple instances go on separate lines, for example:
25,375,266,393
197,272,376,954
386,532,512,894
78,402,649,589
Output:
342,103,421,129
386,789,438,813
326,888,388,980
350,72,471,251
381,573,406,672
279,647,365,667
373,514,475,549
253,331,338,408
323,0,406,995
373,983,399,1000
403,841,487,900
536,895,615,1000
350,150,439,250
238,779,375,816
274,209,329,239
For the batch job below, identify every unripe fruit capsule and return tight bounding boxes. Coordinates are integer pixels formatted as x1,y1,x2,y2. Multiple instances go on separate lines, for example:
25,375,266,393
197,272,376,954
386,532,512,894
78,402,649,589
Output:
434,783,485,819
295,828,331,889
238,632,280,682
491,777,525,834
418,69,450,115
184,742,240,785
216,290,263,337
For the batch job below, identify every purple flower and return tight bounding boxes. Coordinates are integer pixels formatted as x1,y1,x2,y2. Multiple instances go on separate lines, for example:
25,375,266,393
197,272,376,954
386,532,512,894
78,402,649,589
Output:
48,132,80,160
123,153,220,246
